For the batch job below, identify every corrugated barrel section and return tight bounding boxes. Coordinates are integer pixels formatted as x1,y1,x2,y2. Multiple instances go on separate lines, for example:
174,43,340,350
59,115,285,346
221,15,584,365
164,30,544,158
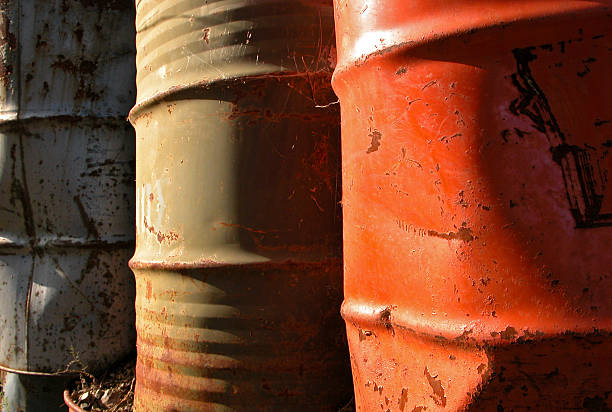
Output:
0,0,136,378
130,0,351,410
333,1,612,411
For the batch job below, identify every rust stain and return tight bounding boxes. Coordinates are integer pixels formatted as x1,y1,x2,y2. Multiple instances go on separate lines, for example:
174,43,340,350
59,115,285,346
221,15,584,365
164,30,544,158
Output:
0,0,16,86
359,329,374,341
201,27,210,44
143,216,179,243
427,226,474,242
424,367,447,407
379,306,395,336
499,326,519,340
399,388,409,411
51,55,97,75
146,280,152,300
367,129,382,153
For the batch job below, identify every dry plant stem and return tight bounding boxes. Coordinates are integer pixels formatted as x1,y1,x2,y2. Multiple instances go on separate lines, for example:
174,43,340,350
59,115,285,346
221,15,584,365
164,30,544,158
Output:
108,377,135,412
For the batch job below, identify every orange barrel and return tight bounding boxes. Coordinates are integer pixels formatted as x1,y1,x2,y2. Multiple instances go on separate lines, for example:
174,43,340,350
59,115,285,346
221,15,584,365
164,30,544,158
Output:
333,1,612,410
129,0,352,410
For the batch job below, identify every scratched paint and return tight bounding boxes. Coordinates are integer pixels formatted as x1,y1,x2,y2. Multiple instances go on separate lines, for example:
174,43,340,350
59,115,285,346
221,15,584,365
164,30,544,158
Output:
0,0,135,376
129,0,352,410
333,0,612,410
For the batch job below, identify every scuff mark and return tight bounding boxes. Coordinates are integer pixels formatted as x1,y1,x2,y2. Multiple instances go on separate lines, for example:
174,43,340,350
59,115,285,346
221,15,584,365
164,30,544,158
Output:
310,194,325,212
218,222,270,234
11,137,36,244
52,256,97,312
422,80,437,90
440,133,462,143
577,57,596,77
74,195,101,240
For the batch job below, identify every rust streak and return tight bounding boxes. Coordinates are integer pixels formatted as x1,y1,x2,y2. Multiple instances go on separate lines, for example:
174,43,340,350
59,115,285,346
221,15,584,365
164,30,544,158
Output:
399,388,409,411
218,222,269,234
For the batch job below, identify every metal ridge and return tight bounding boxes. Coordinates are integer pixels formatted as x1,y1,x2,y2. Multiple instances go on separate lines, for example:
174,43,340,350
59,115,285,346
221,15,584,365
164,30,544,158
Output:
0,114,131,126
341,299,612,346
332,2,609,77
129,256,341,270
128,70,332,122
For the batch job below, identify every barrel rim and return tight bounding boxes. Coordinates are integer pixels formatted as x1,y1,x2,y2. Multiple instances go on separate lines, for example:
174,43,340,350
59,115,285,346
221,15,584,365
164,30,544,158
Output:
128,70,332,122
332,2,610,82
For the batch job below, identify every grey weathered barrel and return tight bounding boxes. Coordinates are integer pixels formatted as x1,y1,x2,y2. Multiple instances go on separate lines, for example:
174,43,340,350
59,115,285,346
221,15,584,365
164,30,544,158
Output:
0,0,136,409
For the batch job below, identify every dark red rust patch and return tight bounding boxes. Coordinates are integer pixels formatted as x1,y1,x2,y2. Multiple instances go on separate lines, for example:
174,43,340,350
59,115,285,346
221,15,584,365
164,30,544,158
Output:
366,129,382,153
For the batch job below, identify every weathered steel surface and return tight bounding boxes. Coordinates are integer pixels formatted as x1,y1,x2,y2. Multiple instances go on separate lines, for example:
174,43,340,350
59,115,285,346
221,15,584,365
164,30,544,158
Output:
0,0,136,374
333,1,612,411
130,0,351,410
3,372,70,412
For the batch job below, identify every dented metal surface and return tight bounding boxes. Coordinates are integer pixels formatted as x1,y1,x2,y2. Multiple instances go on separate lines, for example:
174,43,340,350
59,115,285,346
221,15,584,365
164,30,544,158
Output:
0,0,136,374
130,0,351,410
333,0,612,410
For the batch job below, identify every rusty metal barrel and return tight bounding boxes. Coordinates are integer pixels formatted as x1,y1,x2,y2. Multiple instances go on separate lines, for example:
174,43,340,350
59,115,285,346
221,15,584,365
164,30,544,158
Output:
0,0,136,409
129,0,351,410
333,1,612,411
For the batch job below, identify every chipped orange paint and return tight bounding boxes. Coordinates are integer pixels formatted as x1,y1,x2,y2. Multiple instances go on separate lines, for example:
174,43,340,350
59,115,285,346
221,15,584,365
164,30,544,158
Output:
333,0,612,410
